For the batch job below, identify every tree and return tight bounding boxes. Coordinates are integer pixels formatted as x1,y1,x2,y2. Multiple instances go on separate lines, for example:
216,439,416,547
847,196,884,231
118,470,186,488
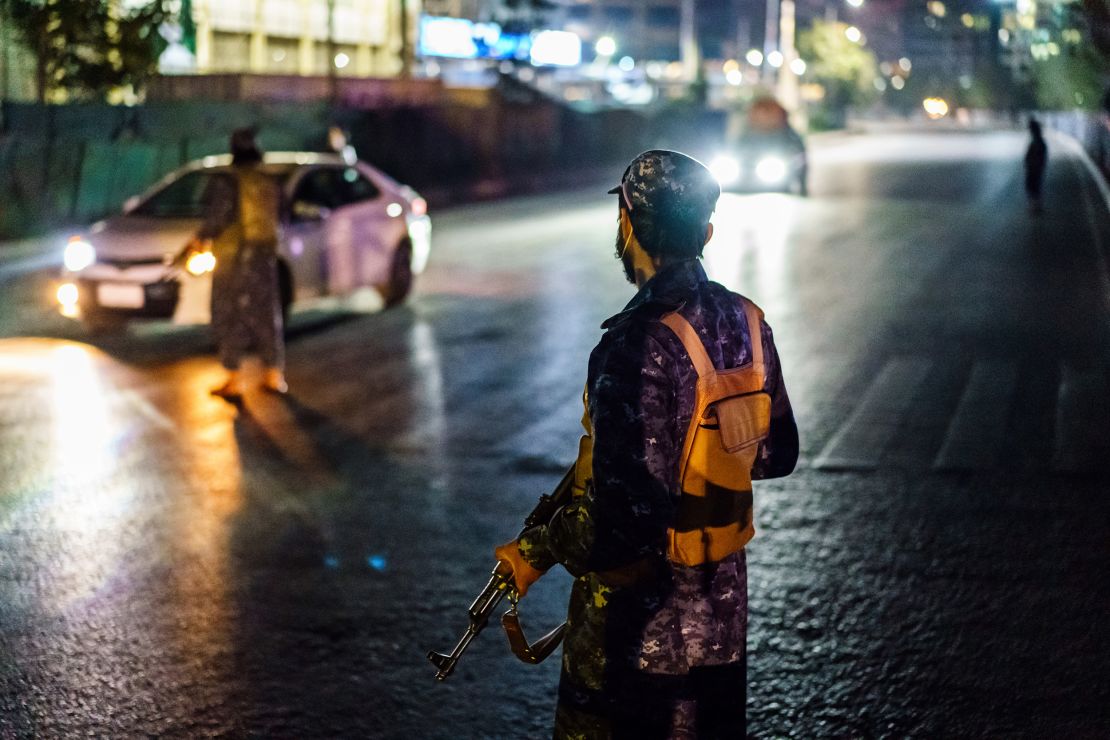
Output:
1030,42,1106,111
797,20,879,127
1,0,167,103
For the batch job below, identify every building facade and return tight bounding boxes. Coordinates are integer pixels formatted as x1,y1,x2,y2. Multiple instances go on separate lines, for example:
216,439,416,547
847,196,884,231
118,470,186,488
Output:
188,0,420,77
555,1,685,62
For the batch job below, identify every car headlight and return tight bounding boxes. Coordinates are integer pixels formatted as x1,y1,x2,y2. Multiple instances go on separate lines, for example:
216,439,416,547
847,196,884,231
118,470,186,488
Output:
63,237,96,272
709,155,741,186
755,156,788,184
185,250,217,276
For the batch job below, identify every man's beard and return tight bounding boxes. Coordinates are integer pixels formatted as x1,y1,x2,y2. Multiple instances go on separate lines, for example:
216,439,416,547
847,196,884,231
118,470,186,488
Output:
615,229,636,284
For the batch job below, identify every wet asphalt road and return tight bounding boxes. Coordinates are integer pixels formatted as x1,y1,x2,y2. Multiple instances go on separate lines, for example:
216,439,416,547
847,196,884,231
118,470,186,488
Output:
2,129,1109,738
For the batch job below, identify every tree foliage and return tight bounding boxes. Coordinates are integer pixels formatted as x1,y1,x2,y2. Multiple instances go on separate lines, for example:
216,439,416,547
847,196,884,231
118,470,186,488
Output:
797,20,879,115
1,0,167,103
1031,42,1106,111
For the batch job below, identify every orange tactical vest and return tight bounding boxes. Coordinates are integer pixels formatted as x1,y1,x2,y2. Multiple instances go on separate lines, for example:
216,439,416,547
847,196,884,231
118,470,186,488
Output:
573,298,771,568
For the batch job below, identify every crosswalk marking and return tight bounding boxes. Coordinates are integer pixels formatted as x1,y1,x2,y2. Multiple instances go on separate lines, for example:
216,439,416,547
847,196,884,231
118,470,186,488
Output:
813,357,932,471
1053,363,1110,474
933,360,1018,471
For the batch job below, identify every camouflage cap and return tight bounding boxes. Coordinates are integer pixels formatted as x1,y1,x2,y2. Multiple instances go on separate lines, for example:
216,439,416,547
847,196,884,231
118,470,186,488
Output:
608,149,720,223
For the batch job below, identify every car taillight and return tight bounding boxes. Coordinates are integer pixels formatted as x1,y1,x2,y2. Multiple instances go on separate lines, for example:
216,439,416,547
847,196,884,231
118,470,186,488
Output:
411,197,427,217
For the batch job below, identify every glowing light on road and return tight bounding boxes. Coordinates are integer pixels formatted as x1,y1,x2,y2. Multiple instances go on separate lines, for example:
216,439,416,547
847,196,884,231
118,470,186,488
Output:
845,26,863,43
618,56,635,71
923,97,950,119
767,50,784,68
899,57,912,72
63,237,95,272
185,250,217,276
726,69,743,86
746,49,764,66
386,202,404,218
334,52,350,69
891,75,906,90
595,36,616,56
790,58,807,76
846,0,864,7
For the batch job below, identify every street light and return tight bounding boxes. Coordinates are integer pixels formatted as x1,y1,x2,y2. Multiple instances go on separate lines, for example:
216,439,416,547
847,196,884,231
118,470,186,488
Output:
746,49,764,66
846,0,864,7
767,50,784,67
595,36,616,56
845,26,863,43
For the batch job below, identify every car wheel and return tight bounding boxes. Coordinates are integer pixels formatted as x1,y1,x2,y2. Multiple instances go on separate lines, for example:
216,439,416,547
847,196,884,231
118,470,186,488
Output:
380,239,413,308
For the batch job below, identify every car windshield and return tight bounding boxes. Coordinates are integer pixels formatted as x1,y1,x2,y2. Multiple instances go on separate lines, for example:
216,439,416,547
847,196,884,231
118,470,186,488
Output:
133,166,294,218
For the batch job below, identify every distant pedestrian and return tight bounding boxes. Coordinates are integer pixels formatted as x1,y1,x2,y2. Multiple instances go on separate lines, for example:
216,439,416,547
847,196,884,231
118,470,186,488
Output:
1025,119,1048,214
196,127,287,399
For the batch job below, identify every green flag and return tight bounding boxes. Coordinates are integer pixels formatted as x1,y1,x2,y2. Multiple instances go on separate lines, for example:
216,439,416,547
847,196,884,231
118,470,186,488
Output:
180,0,196,54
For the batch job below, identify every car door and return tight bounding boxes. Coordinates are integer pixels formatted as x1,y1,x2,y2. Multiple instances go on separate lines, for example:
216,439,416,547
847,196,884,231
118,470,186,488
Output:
285,166,345,298
329,165,393,291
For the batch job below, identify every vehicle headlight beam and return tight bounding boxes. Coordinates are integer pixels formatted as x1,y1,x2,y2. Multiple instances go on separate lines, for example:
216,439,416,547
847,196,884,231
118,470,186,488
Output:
63,237,96,272
709,155,742,186
755,156,788,184
185,250,217,276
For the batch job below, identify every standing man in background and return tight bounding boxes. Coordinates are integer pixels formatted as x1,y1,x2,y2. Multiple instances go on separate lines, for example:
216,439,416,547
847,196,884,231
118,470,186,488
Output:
496,150,799,738
198,128,287,400
1025,119,1048,214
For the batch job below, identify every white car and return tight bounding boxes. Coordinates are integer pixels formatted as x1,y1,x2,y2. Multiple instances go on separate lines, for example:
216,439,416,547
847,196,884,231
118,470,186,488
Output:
56,152,431,331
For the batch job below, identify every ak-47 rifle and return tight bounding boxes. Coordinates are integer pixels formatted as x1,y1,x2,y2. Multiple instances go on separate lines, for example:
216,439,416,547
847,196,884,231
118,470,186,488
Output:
427,467,574,681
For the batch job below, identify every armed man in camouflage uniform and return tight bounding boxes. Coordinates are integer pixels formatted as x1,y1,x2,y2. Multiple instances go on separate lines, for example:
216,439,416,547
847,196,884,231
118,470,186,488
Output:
496,150,798,738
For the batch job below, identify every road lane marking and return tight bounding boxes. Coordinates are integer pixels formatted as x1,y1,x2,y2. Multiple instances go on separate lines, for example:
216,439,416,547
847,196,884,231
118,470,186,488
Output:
813,357,933,471
932,360,1017,472
1053,363,1110,474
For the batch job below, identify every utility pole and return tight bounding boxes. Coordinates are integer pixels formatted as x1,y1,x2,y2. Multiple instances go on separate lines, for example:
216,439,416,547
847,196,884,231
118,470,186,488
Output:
399,0,410,78
680,0,699,82
763,0,778,86
327,0,337,102
777,0,798,112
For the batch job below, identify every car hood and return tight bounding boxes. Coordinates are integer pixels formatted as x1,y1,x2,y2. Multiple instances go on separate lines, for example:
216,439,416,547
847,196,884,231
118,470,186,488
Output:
86,216,203,261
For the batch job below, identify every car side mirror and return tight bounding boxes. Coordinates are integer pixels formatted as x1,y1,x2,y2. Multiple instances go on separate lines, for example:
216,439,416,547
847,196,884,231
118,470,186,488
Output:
292,200,329,222
122,196,141,214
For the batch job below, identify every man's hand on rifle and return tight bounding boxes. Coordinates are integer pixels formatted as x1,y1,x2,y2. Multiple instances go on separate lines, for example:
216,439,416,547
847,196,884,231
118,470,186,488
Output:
494,540,545,597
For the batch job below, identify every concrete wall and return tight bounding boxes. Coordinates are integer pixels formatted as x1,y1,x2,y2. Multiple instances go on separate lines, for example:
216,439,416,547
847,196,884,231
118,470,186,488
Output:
1042,110,1110,181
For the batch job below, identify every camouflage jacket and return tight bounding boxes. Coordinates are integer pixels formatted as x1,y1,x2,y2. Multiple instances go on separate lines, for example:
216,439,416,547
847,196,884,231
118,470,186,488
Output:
519,259,797,679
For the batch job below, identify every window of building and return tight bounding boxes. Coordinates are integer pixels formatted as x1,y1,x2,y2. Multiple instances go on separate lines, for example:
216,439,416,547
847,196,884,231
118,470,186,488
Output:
646,6,680,27
208,0,254,33
262,0,302,38
602,7,634,24
568,5,592,21
211,31,251,72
